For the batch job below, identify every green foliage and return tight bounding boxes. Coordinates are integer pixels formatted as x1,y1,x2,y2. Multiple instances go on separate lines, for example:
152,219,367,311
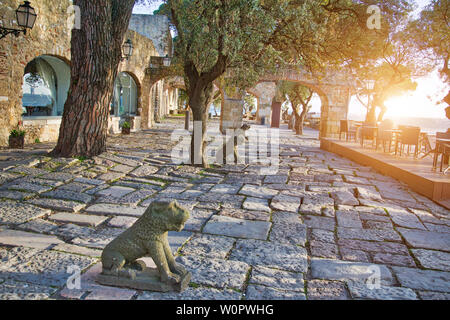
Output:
9,129,26,137
407,0,449,81
34,138,41,144
279,81,313,115
122,122,131,129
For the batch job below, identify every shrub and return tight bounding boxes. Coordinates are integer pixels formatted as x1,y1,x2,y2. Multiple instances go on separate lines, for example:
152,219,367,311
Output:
122,122,131,129
10,129,26,137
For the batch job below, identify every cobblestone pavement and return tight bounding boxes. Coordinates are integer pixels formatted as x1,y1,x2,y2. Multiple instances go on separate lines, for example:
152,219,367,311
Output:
0,118,449,300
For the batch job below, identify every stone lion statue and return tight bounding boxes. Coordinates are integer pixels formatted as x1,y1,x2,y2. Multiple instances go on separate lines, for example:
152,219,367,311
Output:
101,200,190,285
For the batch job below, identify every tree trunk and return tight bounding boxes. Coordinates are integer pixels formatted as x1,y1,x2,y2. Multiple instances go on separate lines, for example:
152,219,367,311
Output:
51,0,134,158
188,81,213,168
377,105,387,122
294,114,301,135
295,106,310,135
365,106,377,124
288,114,293,129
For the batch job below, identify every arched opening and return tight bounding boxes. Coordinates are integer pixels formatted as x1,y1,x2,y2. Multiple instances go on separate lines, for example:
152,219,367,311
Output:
243,92,257,121
248,80,328,134
22,55,70,118
111,72,139,117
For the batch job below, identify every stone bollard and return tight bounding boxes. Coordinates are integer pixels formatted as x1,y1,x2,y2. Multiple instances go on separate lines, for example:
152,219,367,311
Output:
184,110,190,131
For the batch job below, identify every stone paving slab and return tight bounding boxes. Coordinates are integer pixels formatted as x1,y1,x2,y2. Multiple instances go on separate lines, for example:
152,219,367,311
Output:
338,239,409,255
310,258,394,285
50,223,95,240
0,201,51,225
71,228,124,249
27,198,86,213
183,208,215,232
96,186,135,197
270,194,300,213
0,190,35,201
0,279,57,300
269,219,307,247
411,249,450,271
218,208,270,222
48,212,108,227
337,227,402,242
176,255,250,290
331,191,359,206
0,229,63,250
246,285,306,300
18,219,58,234
336,211,363,228
138,287,242,300
210,184,241,194
249,266,304,292
107,216,138,229
347,282,417,300
0,250,96,287
418,291,450,300
85,203,146,217
239,184,278,199
41,190,93,204
306,280,350,300
52,243,102,258
230,239,308,273
387,208,426,230
40,172,78,182
180,234,236,259
243,197,271,212
58,182,95,193
74,177,105,186
0,247,41,269
393,267,450,293
397,228,450,252
3,181,52,194
303,215,335,231
96,189,155,205
203,215,271,240
371,252,416,267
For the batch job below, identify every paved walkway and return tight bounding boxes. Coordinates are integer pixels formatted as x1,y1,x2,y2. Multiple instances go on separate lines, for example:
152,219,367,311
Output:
0,118,449,300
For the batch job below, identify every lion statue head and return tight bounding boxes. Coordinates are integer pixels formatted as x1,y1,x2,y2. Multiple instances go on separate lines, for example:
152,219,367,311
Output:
139,200,190,232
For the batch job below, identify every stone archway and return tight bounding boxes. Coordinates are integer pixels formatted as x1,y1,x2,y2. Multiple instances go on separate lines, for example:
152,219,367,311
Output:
22,55,71,118
221,69,352,139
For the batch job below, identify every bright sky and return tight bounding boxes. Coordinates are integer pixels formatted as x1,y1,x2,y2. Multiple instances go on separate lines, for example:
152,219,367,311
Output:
134,0,449,120
133,1,163,15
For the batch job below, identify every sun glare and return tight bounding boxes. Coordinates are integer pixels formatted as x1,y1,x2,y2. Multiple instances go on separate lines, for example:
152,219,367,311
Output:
384,73,448,120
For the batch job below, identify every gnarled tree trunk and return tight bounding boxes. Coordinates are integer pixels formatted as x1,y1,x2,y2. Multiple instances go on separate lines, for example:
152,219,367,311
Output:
295,105,310,135
51,0,135,158
187,77,215,168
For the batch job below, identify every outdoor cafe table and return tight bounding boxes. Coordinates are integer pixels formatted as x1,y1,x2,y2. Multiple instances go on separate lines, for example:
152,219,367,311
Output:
433,138,450,171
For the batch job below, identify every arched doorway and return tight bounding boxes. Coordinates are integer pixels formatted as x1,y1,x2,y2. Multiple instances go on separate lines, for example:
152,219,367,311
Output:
111,72,139,117
22,55,70,117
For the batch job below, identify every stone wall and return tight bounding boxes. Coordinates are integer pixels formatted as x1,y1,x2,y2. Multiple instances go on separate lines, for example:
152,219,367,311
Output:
0,0,72,146
0,2,176,146
129,14,172,57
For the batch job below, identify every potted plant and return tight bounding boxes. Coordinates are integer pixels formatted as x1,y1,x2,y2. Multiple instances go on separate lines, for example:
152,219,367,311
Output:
121,121,131,135
9,129,26,149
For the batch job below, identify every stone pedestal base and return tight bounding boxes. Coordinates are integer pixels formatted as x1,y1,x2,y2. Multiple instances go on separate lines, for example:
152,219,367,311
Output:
96,267,191,293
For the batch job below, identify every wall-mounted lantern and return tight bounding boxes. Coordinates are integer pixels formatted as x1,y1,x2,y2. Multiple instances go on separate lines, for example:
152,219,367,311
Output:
121,39,133,61
0,1,37,40
163,54,171,67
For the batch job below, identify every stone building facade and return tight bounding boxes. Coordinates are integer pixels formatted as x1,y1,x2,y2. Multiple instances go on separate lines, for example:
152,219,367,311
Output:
0,0,178,146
